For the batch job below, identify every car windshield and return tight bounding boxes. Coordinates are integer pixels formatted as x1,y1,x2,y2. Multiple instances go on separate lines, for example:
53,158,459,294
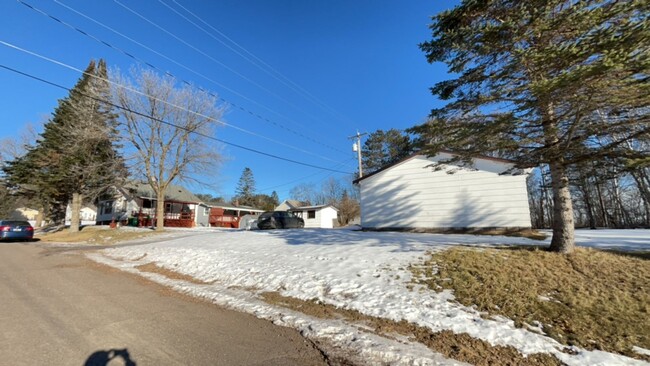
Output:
0,221,31,226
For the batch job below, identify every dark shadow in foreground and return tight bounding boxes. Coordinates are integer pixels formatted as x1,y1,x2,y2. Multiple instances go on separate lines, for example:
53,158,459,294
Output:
84,348,136,366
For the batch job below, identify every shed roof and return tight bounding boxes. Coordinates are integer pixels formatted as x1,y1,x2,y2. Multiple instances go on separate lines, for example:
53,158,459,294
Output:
278,199,310,209
353,151,518,184
288,204,339,212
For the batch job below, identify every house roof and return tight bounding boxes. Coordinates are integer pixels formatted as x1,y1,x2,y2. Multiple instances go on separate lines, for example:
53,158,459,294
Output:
125,182,202,204
278,199,310,209
288,204,339,212
353,151,518,184
213,204,265,212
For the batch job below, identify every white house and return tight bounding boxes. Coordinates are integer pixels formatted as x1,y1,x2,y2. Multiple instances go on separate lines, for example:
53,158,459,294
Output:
275,200,339,229
290,205,339,229
275,200,309,212
354,153,532,230
96,182,211,228
65,205,97,226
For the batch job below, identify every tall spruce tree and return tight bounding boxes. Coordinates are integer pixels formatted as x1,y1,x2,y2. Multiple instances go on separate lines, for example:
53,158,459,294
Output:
3,59,125,230
411,0,649,253
61,59,126,231
235,167,256,206
270,191,280,207
361,129,413,174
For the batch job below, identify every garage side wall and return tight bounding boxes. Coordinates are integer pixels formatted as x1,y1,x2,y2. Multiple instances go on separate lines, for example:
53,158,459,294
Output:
318,207,338,228
359,155,531,229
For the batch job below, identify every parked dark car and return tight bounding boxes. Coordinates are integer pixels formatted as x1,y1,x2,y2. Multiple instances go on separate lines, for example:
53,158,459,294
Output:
257,211,304,229
0,220,34,241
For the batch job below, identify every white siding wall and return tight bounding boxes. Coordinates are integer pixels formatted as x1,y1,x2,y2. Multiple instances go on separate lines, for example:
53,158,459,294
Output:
303,210,320,229
360,154,531,229
318,207,338,228
298,207,339,228
96,196,138,223
276,202,292,211
195,204,210,227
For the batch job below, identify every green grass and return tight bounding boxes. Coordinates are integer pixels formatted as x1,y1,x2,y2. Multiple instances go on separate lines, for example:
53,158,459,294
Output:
410,246,650,361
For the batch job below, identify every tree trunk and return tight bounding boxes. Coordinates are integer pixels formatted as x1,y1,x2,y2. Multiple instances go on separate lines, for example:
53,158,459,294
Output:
596,182,609,227
540,166,553,228
35,206,45,229
69,193,82,232
156,190,165,230
548,162,575,253
631,172,650,227
52,201,68,226
579,176,596,229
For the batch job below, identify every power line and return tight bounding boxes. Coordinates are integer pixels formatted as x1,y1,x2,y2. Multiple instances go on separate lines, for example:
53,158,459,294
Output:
160,0,355,126
20,0,348,155
112,0,332,129
0,40,343,164
0,63,351,174
257,157,356,193
113,0,324,124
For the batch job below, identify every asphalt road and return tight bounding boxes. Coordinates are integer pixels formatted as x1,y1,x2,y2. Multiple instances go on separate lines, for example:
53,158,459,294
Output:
0,243,328,366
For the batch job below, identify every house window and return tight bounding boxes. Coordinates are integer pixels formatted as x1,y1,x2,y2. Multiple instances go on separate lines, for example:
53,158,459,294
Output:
204,207,209,216
142,199,153,209
103,201,113,215
308,210,316,219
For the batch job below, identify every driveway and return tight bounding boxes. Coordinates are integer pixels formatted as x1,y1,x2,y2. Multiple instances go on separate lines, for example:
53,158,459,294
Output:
0,243,328,366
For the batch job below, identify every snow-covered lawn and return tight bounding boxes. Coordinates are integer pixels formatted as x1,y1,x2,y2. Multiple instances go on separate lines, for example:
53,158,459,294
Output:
89,228,650,366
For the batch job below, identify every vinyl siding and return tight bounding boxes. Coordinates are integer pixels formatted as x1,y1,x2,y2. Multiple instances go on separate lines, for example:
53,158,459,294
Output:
294,207,338,228
359,154,531,229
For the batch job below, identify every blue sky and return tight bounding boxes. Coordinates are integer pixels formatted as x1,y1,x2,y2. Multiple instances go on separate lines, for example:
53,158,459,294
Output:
0,0,455,200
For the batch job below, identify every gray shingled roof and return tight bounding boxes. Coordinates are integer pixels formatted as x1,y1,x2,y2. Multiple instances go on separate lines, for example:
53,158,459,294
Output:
283,200,311,209
125,182,202,203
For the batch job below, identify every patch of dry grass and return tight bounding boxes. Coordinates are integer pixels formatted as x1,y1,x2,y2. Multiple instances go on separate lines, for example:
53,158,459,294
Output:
136,263,213,285
261,292,563,366
39,226,163,245
410,246,650,361
364,227,547,240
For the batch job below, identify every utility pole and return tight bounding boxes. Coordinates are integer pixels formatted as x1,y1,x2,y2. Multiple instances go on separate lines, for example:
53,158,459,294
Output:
349,131,367,178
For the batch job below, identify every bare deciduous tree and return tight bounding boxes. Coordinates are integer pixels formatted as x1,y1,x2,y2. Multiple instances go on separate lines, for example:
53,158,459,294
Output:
112,68,224,230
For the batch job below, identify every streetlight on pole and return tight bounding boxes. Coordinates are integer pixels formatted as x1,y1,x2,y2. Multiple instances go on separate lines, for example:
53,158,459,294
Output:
349,131,367,178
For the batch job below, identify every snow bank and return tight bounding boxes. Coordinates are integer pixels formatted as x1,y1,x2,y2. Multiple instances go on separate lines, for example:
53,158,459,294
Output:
92,228,650,365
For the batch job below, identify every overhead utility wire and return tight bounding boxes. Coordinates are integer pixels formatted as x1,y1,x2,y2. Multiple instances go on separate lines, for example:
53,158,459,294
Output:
0,63,351,175
160,0,354,126
21,0,347,156
112,0,330,129
257,157,356,193
0,40,342,164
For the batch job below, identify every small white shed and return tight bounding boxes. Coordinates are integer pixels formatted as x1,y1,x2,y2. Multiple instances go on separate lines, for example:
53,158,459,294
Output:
355,153,531,230
288,205,339,229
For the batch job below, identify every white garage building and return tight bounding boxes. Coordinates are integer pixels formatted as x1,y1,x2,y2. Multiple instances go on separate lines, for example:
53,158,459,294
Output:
276,200,339,229
355,153,532,230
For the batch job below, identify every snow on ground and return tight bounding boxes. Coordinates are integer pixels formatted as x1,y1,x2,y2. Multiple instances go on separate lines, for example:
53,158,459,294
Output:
89,228,650,366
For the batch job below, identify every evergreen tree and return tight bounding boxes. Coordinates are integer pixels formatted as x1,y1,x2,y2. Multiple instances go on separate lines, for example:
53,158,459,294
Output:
411,0,648,253
361,129,413,174
270,191,280,207
4,59,126,230
235,167,256,206
252,193,278,211
59,59,126,231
